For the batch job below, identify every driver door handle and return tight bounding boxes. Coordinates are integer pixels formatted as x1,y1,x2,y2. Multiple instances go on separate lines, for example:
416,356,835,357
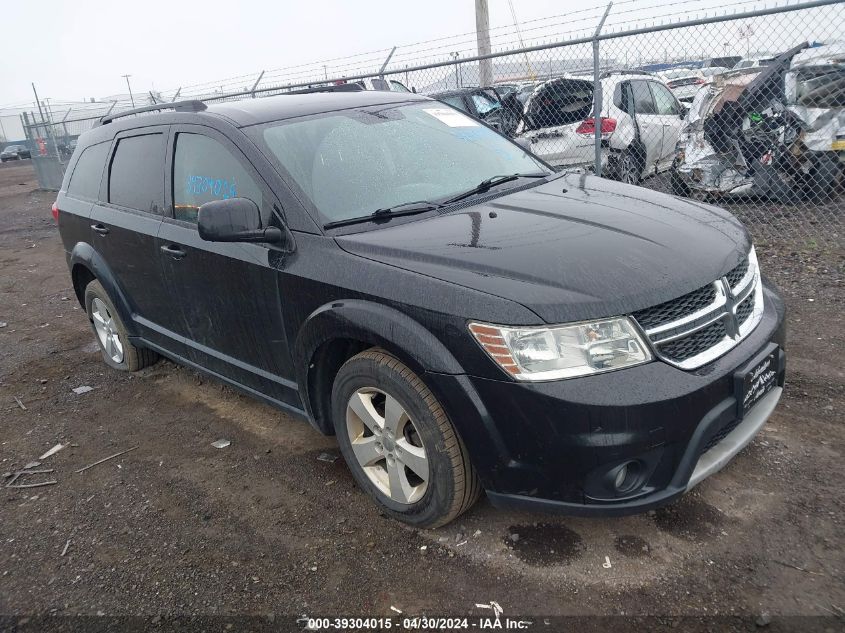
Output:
91,223,110,235
160,244,187,260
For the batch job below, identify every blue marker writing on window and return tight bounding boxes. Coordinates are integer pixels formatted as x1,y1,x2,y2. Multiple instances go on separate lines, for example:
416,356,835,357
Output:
185,175,237,199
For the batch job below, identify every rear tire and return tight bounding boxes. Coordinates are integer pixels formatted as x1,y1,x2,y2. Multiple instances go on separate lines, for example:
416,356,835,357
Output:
84,280,158,372
331,348,481,528
617,148,642,185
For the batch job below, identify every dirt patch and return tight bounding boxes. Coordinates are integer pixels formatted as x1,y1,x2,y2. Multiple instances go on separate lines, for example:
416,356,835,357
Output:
504,523,584,566
650,493,726,541
614,535,651,558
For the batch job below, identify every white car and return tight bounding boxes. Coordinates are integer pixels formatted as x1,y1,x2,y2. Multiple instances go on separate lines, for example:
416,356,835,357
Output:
733,56,777,70
516,72,686,184
659,68,707,102
354,77,413,93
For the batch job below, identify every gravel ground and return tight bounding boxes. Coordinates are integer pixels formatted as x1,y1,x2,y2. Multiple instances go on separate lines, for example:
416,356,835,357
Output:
1,161,844,628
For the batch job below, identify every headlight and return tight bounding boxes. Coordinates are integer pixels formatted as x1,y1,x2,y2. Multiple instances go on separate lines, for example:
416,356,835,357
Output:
468,317,652,381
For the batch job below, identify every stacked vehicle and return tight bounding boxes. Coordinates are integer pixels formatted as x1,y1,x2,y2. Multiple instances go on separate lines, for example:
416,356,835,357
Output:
672,42,845,201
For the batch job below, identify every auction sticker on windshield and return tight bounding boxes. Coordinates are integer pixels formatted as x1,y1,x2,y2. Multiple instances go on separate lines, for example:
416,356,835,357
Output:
423,107,479,127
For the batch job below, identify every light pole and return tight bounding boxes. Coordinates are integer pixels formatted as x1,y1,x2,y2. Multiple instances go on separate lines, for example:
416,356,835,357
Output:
122,74,136,108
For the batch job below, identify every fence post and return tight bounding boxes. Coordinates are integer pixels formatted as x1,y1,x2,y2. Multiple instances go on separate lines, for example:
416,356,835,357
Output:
592,2,612,177
250,72,264,98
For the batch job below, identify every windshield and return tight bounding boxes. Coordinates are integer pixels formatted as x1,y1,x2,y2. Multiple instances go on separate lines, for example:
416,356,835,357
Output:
255,101,547,226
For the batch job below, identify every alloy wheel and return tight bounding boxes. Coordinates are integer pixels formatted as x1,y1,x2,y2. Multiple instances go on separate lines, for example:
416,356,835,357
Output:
621,154,640,185
345,387,429,505
91,298,124,364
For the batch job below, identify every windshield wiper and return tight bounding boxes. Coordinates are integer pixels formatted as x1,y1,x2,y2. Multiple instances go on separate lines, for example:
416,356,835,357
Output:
441,172,550,205
323,200,443,229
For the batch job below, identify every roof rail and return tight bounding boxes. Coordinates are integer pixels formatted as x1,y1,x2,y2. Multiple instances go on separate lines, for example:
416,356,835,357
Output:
600,69,653,79
98,100,207,125
284,83,364,95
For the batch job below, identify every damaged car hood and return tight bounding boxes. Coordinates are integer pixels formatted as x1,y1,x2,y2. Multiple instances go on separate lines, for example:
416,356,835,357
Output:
335,174,750,324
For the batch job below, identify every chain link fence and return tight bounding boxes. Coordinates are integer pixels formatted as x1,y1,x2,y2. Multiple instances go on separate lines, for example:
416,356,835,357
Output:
20,0,844,249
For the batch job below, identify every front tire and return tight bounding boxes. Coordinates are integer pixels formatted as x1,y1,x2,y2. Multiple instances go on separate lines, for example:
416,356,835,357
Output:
84,280,158,372
331,349,481,528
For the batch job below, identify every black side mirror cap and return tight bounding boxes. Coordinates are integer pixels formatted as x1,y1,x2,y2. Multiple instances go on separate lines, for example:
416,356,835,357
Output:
198,198,282,243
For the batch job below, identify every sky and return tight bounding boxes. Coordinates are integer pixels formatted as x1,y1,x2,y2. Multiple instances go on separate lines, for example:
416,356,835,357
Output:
1,0,576,105
0,0,838,139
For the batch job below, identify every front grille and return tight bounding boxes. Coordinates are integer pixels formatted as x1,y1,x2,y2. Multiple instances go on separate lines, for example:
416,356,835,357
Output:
632,283,717,330
632,251,763,370
736,293,755,326
725,258,749,290
658,320,727,363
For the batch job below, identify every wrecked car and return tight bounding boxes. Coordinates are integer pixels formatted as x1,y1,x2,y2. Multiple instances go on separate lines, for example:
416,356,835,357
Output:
431,87,521,137
517,72,685,185
672,42,844,201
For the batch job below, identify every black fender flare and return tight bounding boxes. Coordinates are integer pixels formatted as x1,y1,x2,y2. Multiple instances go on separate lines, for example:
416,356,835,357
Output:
293,299,465,431
69,242,137,337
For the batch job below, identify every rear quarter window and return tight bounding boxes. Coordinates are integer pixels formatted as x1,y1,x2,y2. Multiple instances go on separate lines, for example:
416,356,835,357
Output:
66,142,110,201
108,134,164,214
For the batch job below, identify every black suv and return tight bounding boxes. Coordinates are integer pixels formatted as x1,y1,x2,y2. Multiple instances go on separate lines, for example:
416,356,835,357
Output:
55,92,785,527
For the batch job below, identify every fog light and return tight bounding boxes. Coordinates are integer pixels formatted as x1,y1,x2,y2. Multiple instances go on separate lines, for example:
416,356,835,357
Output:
610,461,641,494
614,464,628,490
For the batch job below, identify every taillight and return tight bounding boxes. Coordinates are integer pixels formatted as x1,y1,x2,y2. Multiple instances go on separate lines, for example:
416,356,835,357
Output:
695,78,706,84
51,201,59,222
575,117,617,136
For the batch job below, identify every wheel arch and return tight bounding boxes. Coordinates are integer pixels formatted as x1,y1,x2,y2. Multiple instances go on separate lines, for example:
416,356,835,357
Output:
69,242,136,336
293,300,464,435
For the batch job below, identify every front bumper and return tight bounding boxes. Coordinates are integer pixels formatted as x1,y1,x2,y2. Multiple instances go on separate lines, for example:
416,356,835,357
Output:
426,281,786,516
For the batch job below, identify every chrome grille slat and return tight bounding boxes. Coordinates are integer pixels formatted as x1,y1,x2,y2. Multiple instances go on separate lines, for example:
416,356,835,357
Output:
632,250,764,370
631,283,718,331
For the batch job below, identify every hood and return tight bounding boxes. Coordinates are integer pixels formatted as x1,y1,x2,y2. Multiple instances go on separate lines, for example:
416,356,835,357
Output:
335,174,750,324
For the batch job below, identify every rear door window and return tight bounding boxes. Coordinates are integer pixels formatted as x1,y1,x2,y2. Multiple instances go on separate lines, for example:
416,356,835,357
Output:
650,82,682,115
631,80,657,114
172,132,262,223
108,134,165,213
67,142,110,201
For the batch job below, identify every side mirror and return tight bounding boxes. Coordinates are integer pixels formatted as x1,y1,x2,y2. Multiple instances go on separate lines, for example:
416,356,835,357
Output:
198,198,282,243
412,87,417,93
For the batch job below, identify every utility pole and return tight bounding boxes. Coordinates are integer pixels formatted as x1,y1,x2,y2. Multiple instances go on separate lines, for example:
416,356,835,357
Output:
475,0,492,86
122,74,136,108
